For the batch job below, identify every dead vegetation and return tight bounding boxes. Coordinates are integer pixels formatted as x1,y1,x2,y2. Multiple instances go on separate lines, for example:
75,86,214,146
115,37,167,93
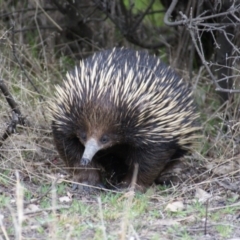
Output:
0,0,240,239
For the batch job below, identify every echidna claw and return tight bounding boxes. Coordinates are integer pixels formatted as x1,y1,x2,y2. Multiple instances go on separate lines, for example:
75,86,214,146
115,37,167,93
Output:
71,182,106,192
80,158,90,165
71,183,79,191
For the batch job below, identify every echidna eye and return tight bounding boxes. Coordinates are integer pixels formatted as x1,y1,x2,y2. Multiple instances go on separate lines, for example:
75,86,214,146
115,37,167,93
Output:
100,135,109,144
79,132,87,141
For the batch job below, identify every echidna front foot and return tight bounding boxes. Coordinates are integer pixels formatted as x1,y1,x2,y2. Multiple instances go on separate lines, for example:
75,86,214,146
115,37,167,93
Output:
117,162,167,192
71,181,106,192
70,163,104,191
116,181,148,193
117,172,150,193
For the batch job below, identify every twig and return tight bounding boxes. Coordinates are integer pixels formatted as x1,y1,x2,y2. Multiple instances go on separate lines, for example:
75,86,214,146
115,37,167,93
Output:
33,0,62,31
24,206,69,215
188,26,240,93
164,0,240,26
0,80,27,147
120,163,139,240
94,0,170,49
0,112,19,146
25,177,61,205
204,198,209,235
13,25,59,32
11,24,49,121
97,197,107,240
163,0,240,95
11,25,44,101
130,0,155,33
0,7,56,18
163,0,181,26
0,80,23,120
0,215,10,240
15,171,24,240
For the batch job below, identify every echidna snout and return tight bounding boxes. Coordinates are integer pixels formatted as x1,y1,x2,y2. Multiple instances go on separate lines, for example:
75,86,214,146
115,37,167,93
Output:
80,138,100,165
80,136,112,165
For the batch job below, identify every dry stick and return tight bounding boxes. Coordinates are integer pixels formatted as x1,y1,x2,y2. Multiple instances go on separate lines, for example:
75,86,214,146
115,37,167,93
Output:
24,206,69,216
11,25,44,101
0,7,56,18
0,80,22,117
164,0,240,27
13,26,61,33
11,24,49,123
24,177,61,205
204,198,209,235
164,0,240,93
0,215,10,240
34,4,48,73
163,0,181,26
0,112,18,144
120,163,139,240
97,197,107,240
129,225,140,240
188,31,195,81
188,25,240,93
15,171,24,240
130,0,155,33
94,0,168,49
33,0,63,31
51,179,57,240
0,80,26,147
188,1,201,81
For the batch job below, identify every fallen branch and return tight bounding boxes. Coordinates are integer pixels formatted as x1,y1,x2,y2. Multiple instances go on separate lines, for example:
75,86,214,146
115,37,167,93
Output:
0,80,27,147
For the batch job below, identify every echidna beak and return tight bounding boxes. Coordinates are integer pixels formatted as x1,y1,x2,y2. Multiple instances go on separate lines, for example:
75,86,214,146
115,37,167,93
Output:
80,138,101,166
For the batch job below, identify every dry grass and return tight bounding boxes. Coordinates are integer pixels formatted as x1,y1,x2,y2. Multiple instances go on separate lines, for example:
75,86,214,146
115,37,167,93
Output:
0,3,240,239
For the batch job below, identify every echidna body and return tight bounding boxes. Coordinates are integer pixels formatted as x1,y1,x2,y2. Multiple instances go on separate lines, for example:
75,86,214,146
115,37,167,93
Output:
50,48,200,190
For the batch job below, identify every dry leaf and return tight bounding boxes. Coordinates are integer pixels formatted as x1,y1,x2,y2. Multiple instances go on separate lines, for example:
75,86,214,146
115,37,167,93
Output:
153,216,195,226
153,219,180,226
67,192,73,198
195,188,211,203
59,195,72,202
25,204,40,212
165,201,184,212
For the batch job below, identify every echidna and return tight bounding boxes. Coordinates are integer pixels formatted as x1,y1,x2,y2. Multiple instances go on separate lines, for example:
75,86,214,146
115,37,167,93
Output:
50,48,200,191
